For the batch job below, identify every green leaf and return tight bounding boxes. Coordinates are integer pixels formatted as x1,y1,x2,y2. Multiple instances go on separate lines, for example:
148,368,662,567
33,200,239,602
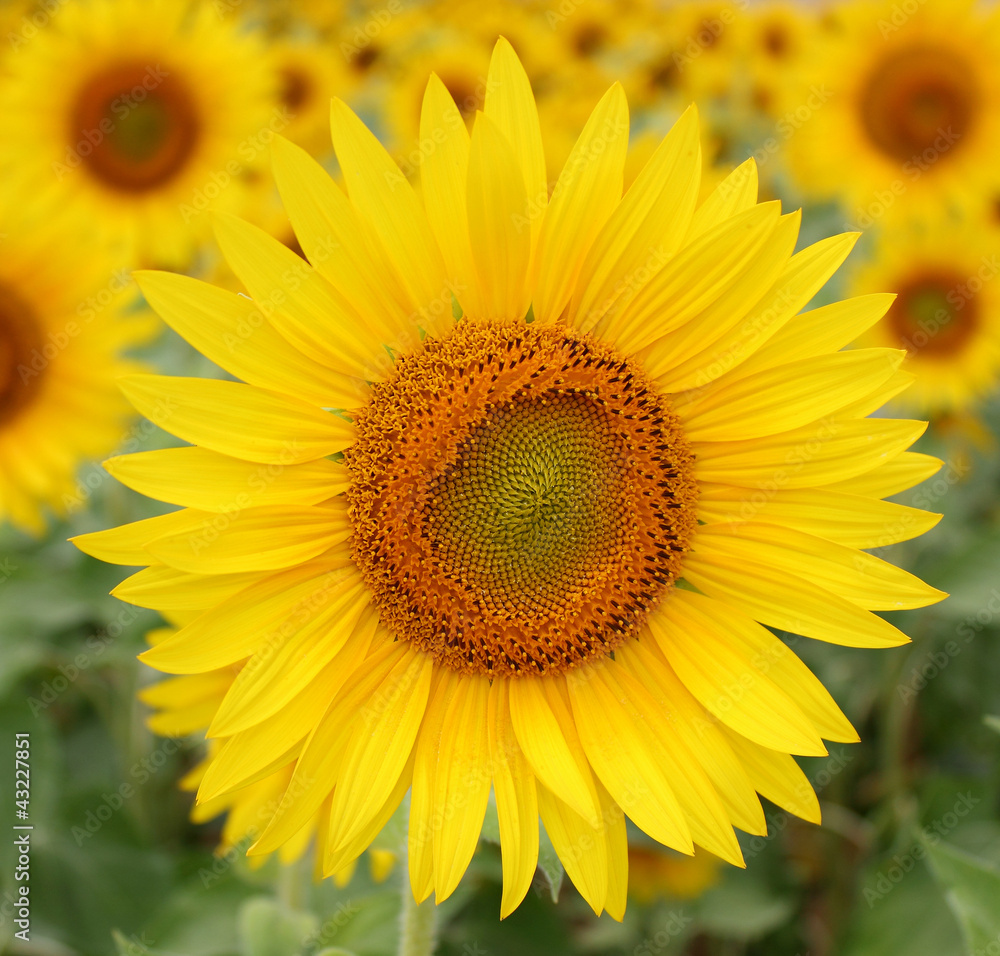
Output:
697,873,794,941
315,950,359,956
840,857,964,956
926,530,1000,620
922,835,1000,953
536,826,563,903
237,897,319,956
112,929,167,956
984,715,1000,735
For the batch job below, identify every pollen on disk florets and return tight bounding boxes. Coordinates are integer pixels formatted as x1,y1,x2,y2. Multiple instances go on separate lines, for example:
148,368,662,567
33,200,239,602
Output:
345,320,699,678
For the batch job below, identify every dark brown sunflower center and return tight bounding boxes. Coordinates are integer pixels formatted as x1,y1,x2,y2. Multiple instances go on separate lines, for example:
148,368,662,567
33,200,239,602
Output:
572,22,607,57
859,45,978,163
0,283,45,427
762,24,790,58
346,321,698,678
889,270,978,357
280,66,312,112
70,61,200,193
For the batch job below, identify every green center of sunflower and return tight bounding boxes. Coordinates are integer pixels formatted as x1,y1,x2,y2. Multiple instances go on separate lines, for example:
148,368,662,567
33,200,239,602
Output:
70,61,200,193
0,283,44,427
345,321,698,678
889,270,978,357
860,45,979,163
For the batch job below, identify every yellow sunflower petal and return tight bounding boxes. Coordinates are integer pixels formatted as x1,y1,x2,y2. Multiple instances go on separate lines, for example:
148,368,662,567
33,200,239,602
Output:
567,661,695,852
617,640,767,836
139,561,351,674
330,98,452,337
430,674,492,902
693,522,946,611
467,112,531,319
118,375,354,464
270,135,415,346
676,349,904,442
568,105,701,334
637,211,800,380
721,728,821,825
250,642,405,856
419,74,480,316
682,549,911,648
537,783,608,916
104,447,347,512
488,679,540,919
608,201,783,354
508,676,601,823
328,648,433,861
532,83,629,324
686,158,759,240
658,231,861,392
409,669,456,903
597,779,628,922
210,214,392,385
694,418,928,489
146,505,350,574
651,590,858,753
734,293,896,377
697,484,942,549
199,609,382,802
325,751,415,879
112,566,264,612
72,510,204,566
825,451,942,498
483,37,547,251
134,269,368,407
647,597,828,756
208,576,372,736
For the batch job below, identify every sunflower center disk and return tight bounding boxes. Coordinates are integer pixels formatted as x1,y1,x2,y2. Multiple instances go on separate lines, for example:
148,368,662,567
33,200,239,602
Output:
0,284,44,426
889,270,979,357
860,45,978,162
70,61,200,193
346,322,698,678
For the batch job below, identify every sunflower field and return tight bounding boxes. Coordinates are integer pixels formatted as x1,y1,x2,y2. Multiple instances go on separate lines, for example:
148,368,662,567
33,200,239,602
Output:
1,1,1000,954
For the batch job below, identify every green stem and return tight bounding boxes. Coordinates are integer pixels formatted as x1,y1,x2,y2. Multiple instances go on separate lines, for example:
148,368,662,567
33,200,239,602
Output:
398,871,438,956
277,855,307,912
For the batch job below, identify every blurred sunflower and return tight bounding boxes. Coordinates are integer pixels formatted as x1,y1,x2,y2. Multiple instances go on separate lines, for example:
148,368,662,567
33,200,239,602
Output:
631,0,747,105
76,40,945,919
140,622,396,886
783,0,1000,221
849,218,1000,415
0,0,276,268
384,32,492,163
269,36,350,160
627,846,720,902
0,228,151,535
739,2,809,116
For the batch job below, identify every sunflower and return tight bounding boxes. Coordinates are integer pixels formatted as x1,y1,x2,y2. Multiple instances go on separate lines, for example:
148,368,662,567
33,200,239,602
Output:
140,622,396,886
848,217,1000,415
737,2,810,117
0,0,277,268
627,845,720,902
781,0,1000,222
0,227,152,535
75,39,945,919
268,36,351,160
630,0,749,107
